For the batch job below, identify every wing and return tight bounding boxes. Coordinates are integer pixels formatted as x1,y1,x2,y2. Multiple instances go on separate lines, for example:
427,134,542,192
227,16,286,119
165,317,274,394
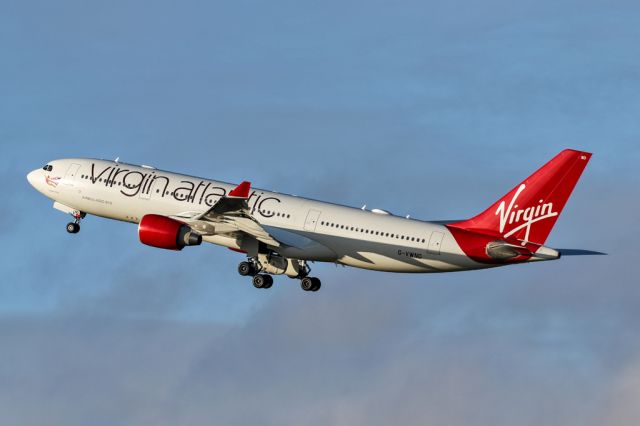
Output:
172,181,281,247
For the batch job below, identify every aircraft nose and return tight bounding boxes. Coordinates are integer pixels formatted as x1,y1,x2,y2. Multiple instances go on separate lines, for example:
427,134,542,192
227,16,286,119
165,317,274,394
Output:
27,169,39,187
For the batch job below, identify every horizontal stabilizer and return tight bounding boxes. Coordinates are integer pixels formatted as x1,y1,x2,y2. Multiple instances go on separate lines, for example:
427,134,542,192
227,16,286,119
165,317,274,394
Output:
486,241,532,259
557,249,607,256
485,240,560,261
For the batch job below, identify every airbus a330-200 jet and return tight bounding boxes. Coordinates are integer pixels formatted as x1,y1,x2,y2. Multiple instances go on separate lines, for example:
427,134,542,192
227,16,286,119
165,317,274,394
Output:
27,149,593,292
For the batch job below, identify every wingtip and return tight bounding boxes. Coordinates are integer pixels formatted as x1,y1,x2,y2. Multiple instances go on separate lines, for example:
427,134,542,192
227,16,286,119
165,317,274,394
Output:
229,181,251,198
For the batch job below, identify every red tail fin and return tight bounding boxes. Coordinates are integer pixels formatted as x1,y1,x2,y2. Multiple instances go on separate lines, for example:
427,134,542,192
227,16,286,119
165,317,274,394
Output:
451,149,591,245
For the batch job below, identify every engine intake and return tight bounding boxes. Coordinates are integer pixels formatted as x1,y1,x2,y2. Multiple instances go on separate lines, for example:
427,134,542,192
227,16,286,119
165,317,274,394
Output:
138,214,202,250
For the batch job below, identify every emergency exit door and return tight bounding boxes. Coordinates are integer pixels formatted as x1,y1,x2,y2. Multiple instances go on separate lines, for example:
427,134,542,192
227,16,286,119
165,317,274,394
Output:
304,210,321,231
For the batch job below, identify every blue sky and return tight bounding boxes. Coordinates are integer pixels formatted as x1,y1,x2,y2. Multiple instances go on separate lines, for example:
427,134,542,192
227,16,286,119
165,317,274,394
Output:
1,0,639,424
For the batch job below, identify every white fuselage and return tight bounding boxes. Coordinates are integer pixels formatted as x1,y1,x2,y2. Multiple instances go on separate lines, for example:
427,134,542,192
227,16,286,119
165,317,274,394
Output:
27,158,486,273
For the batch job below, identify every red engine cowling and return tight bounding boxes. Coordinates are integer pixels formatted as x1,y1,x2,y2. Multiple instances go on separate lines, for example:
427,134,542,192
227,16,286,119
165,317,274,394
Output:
138,214,202,250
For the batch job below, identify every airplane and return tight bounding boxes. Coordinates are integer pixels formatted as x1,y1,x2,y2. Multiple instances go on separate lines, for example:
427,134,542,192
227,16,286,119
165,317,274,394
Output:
27,149,594,292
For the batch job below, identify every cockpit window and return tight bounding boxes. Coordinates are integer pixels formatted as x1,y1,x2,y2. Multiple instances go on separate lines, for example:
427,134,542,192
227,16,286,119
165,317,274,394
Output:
42,165,53,171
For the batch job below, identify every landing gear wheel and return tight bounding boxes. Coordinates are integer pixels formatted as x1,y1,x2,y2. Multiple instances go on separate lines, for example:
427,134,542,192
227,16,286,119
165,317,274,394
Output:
238,261,254,276
262,275,273,289
301,277,321,292
301,277,314,291
253,274,273,289
66,222,80,234
310,277,321,292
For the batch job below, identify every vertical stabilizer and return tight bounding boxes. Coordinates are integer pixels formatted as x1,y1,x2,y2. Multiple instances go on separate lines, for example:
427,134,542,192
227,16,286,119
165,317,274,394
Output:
450,149,591,246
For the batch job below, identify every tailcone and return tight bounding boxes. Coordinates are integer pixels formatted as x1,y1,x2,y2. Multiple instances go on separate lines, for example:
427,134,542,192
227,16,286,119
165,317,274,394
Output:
530,245,560,261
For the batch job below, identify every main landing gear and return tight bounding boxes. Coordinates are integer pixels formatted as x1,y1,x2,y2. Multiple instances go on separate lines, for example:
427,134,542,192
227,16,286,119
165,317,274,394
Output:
238,261,258,277
300,277,321,292
238,260,272,289
252,274,273,289
66,211,86,234
237,259,322,292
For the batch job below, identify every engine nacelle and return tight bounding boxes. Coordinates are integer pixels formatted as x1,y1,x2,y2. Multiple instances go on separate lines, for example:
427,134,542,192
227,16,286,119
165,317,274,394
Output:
138,214,202,250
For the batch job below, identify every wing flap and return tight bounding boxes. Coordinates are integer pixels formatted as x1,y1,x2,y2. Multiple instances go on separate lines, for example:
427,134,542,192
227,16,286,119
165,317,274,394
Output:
179,181,281,247
234,217,280,246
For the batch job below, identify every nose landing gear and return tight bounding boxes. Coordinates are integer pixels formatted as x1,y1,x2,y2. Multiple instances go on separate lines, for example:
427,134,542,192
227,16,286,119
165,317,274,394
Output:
66,211,85,234
66,222,80,234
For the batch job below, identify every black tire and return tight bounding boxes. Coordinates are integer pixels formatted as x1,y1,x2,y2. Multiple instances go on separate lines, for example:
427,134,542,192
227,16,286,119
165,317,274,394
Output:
311,278,321,292
253,274,266,289
66,222,79,234
238,262,253,276
262,275,274,289
300,277,314,291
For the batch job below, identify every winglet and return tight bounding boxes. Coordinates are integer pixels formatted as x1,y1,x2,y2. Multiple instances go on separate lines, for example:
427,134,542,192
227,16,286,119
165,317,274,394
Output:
228,181,251,198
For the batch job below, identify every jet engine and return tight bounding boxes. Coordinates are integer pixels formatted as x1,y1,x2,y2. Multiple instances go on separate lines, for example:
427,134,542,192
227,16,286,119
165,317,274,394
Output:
138,214,202,250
